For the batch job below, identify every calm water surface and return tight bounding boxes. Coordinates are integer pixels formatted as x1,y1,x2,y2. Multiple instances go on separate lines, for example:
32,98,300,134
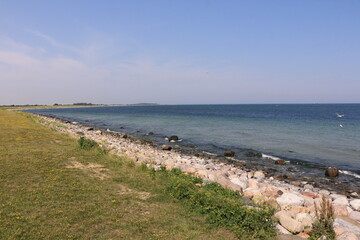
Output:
27,104,360,184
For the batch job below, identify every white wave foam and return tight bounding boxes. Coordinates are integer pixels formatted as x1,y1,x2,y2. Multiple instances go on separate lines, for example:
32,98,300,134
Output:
226,157,237,161
203,151,217,156
261,153,280,161
339,170,360,179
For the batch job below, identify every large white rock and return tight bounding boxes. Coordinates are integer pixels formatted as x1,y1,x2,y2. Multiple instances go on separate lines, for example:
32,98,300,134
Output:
330,194,347,200
277,193,305,207
275,211,304,233
350,199,360,211
295,212,314,227
229,177,247,189
333,197,349,206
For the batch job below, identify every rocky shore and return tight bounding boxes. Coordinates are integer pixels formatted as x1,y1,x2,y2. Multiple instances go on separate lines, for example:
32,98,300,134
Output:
37,114,360,240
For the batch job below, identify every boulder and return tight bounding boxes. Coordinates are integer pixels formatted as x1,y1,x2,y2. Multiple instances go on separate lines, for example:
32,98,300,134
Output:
247,179,259,189
182,167,196,175
275,210,304,233
195,170,209,179
277,193,305,207
334,216,360,236
277,235,308,240
330,194,347,200
217,176,243,192
337,231,359,240
333,204,349,217
296,232,310,239
229,177,247,189
295,212,314,227
148,132,155,135
325,167,339,177
301,191,317,199
168,135,179,141
243,188,262,199
276,224,291,234
275,160,286,165
162,145,172,151
333,197,349,206
254,170,265,179
87,127,94,131
224,150,235,157
350,199,360,211
349,211,360,222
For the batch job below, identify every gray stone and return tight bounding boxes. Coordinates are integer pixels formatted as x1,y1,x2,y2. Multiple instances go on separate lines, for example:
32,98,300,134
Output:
277,193,305,207
337,231,359,240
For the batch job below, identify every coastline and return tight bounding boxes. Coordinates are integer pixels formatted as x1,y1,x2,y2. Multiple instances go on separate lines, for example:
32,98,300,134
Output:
34,112,360,239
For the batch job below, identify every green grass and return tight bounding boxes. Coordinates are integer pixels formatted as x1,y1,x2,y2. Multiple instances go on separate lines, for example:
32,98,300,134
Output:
0,110,276,239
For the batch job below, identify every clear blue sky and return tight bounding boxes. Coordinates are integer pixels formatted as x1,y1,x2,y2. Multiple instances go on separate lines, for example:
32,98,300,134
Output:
1,0,359,104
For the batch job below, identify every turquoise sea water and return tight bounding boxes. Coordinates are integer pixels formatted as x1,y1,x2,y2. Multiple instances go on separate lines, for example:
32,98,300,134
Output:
27,104,360,188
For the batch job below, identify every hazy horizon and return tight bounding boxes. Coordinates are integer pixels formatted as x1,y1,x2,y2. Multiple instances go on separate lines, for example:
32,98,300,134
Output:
1,1,360,105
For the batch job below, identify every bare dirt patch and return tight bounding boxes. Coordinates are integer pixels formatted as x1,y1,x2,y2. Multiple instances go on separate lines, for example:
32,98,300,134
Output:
66,160,110,180
118,184,151,200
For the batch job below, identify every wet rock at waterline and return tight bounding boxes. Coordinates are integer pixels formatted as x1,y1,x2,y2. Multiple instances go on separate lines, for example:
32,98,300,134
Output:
325,167,339,177
275,160,286,165
224,150,235,157
162,145,172,151
168,135,179,141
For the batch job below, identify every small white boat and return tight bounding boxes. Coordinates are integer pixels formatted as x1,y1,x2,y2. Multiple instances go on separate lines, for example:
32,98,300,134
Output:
336,113,344,118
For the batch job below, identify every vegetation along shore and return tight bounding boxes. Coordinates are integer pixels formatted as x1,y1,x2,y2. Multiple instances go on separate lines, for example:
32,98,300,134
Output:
1,109,360,239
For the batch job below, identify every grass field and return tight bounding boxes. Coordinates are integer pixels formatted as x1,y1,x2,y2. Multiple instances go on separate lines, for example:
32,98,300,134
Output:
0,110,276,239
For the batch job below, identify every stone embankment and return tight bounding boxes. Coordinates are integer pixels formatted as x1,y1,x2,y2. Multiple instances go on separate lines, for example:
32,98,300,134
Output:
39,115,360,240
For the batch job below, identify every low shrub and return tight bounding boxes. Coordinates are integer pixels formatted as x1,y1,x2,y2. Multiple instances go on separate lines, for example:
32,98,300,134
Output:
163,170,276,239
78,137,98,150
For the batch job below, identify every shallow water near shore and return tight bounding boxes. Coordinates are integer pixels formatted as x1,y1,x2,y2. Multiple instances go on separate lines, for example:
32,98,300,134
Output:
26,104,360,191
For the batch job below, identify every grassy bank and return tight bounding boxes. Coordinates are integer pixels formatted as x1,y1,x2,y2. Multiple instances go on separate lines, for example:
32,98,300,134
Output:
0,110,275,239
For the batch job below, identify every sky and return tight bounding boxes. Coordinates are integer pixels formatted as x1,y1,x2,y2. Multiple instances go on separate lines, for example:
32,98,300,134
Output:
0,1,360,105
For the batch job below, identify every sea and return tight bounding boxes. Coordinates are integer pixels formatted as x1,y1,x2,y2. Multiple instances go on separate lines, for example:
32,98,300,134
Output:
26,104,360,191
